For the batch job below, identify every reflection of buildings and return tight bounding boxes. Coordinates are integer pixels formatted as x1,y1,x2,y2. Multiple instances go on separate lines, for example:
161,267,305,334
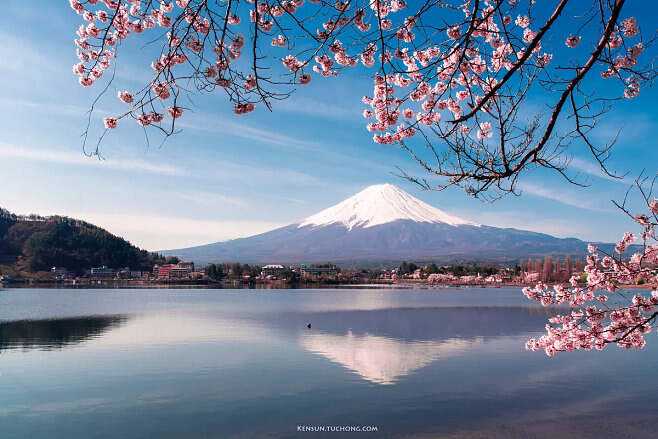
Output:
0,315,127,352
301,332,477,385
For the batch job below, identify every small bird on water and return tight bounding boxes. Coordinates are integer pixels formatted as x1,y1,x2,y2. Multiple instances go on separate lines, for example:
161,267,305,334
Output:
306,323,312,329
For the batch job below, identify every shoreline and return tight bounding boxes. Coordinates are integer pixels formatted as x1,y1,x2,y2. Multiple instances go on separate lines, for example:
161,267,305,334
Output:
1,280,655,290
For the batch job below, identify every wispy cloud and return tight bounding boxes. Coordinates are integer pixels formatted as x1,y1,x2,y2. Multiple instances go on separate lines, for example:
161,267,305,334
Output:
190,158,327,188
179,114,321,151
0,97,103,118
0,31,55,76
590,113,653,145
173,190,248,208
274,95,362,122
0,141,333,190
473,210,603,241
569,157,627,183
518,181,613,212
65,211,286,250
0,142,185,176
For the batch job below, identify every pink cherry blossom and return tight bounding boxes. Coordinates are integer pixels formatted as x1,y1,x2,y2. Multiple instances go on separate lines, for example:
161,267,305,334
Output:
514,15,530,29
152,82,171,100
136,114,152,126
565,35,581,48
168,106,183,118
272,35,287,47
282,55,302,72
149,112,164,123
476,121,493,139
524,192,658,356
624,78,640,99
68,0,652,160
103,116,118,129
72,63,86,75
446,26,460,40
649,199,658,214
118,90,133,104
79,77,94,87
234,102,255,114
621,17,638,37
244,75,257,90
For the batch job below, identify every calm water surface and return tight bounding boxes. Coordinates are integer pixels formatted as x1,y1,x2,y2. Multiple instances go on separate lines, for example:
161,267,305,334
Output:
1,287,657,438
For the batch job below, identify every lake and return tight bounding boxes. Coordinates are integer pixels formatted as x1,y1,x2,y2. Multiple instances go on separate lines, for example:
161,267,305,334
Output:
1,287,657,438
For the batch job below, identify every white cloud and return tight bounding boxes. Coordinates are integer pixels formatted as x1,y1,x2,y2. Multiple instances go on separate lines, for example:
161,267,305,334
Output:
0,97,95,117
591,113,653,144
275,95,362,122
65,212,286,250
518,181,613,212
0,142,186,176
569,157,627,183
179,114,322,151
173,190,248,208
0,32,54,76
473,210,601,241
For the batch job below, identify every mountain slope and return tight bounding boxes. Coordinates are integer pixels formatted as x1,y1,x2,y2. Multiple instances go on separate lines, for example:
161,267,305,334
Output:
165,184,592,264
0,207,161,273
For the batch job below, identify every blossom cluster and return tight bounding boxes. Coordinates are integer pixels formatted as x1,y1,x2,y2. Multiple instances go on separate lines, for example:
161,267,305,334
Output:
523,199,658,356
70,0,200,129
70,0,650,144
357,3,647,146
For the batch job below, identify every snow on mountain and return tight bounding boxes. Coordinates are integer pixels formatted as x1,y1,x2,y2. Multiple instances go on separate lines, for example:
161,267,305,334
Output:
164,183,591,263
298,184,478,230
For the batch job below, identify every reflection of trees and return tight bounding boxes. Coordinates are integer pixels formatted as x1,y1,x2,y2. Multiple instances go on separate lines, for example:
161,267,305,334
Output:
0,315,127,352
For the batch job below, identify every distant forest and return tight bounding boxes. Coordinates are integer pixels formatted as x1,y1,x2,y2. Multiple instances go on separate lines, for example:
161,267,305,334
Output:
0,207,165,274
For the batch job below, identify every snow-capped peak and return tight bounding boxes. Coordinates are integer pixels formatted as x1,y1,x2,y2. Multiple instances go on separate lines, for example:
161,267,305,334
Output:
298,184,478,230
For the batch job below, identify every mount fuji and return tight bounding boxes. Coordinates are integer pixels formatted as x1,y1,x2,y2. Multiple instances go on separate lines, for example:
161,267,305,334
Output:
164,184,589,264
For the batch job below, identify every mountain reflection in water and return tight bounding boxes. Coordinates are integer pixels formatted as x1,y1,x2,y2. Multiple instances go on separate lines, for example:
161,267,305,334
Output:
1,289,657,439
0,315,128,351
302,332,477,385
269,306,559,385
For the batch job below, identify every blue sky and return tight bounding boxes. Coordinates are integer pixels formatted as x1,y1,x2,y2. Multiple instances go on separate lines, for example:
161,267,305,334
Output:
0,1,656,250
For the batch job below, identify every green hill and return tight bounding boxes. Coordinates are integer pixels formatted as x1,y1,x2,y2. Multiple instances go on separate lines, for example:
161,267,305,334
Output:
0,207,162,274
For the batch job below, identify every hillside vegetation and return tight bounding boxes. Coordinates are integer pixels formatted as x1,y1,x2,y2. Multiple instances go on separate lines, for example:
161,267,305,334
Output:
0,207,161,274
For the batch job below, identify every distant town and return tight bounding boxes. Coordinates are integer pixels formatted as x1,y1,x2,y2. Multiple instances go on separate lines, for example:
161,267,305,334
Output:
1,201,631,290
1,255,607,288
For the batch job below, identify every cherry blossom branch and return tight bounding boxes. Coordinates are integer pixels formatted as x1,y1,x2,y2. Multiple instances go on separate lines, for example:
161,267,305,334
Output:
524,175,658,356
69,0,655,197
